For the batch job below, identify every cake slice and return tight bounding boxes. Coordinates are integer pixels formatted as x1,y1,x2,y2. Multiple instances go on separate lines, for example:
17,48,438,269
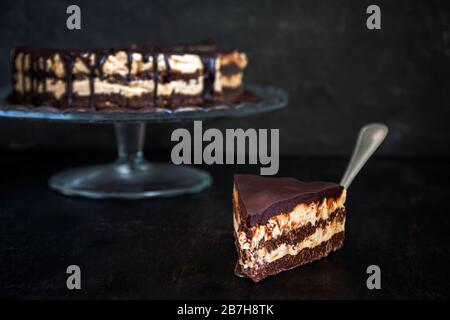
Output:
233,174,347,282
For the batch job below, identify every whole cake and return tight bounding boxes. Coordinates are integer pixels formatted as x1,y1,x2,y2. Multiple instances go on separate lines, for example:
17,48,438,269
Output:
10,44,247,109
233,174,347,282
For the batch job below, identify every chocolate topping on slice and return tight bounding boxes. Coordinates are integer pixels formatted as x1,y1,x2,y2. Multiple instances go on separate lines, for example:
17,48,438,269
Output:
234,174,344,227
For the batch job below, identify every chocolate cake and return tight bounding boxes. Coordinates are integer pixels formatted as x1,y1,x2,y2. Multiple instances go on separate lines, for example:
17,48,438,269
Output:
10,44,247,110
233,174,347,282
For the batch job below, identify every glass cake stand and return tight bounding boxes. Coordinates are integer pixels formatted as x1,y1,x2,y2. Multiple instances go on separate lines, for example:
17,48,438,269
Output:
0,85,288,199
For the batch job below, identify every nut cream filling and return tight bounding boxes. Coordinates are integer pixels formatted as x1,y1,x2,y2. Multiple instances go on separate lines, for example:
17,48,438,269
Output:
219,73,243,90
166,54,203,74
45,79,65,99
13,73,24,93
234,188,346,251
14,51,234,77
73,79,155,97
101,53,203,75
13,52,24,71
218,52,248,70
47,54,65,77
240,217,345,270
41,77,205,99
157,77,203,96
19,74,236,99
214,52,246,92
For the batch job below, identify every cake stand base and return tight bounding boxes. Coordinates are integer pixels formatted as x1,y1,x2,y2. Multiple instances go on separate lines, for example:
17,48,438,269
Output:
49,123,211,199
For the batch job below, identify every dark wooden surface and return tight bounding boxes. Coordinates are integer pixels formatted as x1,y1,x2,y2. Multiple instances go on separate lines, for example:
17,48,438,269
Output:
1,150,449,299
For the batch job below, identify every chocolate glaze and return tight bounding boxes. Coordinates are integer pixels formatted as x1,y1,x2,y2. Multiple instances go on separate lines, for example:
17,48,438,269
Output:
234,174,344,227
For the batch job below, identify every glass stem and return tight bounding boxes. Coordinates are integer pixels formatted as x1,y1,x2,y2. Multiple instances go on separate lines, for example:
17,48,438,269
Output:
114,122,146,164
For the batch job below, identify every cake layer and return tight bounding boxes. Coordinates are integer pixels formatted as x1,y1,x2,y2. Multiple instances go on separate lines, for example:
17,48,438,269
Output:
10,45,248,109
236,207,345,272
233,174,344,227
236,232,344,282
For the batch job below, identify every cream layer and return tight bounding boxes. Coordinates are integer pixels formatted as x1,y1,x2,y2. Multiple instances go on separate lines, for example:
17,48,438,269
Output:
216,73,243,91
14,51,246,77
16,77,206,99
239,218,345,270
15,73,242,98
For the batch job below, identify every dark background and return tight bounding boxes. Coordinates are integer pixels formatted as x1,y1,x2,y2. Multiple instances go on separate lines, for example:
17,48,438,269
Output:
1,0,449,156
1,0,450,300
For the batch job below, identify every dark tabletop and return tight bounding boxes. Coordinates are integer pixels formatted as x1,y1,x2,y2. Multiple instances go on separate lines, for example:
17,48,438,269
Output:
1,150,449,299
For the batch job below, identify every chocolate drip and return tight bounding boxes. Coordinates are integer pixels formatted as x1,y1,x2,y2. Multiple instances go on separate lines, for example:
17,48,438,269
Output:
97,54,107,80
43,56,47,93
78,54,95,108
89,66,95,107
201,56,216,101
21,52,26,96
88,57,95,108
152,53,159,107
163,53,171,83
126,51,133,82
76,51,111,108
63,55,74,106
94,53,108,107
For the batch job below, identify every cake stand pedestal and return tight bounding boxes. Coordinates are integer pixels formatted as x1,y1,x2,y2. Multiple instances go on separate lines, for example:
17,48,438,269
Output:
0,85,288,199
49,122,212,199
